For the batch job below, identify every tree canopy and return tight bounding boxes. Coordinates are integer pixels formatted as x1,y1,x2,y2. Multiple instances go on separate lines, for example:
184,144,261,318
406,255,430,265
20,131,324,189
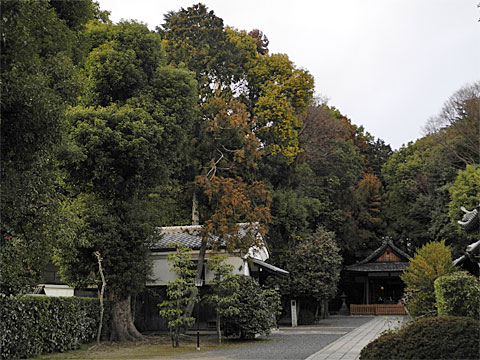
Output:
2,0,479,343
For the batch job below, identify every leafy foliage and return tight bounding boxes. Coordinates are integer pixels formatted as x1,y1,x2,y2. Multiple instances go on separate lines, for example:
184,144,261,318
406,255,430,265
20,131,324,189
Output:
160,3,239,101
0,0,93,295
382,83,479,256
222,276,279,339
434,272,480,318
359,316,480,360
205,255,281,341
287,227,342,302
204,255,240,342
0,296,110,360
400,241,457,318
448,164,480,230
158,245,198,348
55,19,198,341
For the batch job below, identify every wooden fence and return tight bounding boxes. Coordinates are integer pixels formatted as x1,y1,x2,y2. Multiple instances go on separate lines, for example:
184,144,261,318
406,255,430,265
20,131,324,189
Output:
350,304,407,315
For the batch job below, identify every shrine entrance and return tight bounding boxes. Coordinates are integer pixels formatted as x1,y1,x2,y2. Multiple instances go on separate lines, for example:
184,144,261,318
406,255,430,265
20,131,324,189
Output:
344,237,410,315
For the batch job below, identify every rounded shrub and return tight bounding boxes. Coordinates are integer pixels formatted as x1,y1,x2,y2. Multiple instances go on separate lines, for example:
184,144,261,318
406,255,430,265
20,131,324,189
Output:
222,276,276,339
434,271,480,318
360,316,480,360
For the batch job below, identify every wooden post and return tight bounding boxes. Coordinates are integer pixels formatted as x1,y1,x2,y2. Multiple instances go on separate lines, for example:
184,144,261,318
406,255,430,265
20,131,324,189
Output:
366,279,370,304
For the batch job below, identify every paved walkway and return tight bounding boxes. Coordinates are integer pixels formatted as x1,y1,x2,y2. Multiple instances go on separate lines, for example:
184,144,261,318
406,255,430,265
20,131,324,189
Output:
144,316,407,360
306,316,407,360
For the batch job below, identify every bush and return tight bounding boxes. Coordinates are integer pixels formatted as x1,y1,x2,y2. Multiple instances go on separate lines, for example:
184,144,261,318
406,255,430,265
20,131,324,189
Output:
360,316,480,360
0,295,110,359
298,309,315,325
222,276,278,339
435,271,480,318
400,241,457,318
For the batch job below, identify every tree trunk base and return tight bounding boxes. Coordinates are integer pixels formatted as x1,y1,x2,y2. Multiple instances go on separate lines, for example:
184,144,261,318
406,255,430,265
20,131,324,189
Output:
110,296,144,342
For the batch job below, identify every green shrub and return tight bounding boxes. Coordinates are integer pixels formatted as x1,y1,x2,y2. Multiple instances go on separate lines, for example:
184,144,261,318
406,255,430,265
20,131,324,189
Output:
400,241,457,318
298,309,315,325
360,316,480,360
222,276,277,339
435,271,480,318
0,295,110,359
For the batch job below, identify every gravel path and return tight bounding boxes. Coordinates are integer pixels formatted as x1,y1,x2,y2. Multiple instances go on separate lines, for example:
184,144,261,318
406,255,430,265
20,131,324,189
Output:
150,316,374,360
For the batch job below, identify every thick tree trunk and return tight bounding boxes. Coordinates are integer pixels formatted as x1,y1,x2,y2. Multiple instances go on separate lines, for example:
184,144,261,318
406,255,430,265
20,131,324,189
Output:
109,295,144,341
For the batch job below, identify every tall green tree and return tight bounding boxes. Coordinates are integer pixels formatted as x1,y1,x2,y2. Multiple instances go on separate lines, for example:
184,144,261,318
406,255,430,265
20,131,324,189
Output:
382,135,459,253
283,227,342,319
382,83,479,256
159,3,241,101
54,20,198,341
0,0,95,295
294,103,372,262
342,173,386,261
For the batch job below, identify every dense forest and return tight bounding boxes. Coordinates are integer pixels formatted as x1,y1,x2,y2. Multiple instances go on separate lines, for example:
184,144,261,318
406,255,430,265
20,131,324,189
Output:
1,0,479,340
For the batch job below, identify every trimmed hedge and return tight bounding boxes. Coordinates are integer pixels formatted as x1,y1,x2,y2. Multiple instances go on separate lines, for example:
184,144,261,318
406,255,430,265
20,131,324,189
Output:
434,271,480,318
0,295,110,359
360,316,480,360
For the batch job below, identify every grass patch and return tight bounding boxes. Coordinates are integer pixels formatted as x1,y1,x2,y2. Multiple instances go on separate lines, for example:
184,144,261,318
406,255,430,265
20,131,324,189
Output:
30,335,250,359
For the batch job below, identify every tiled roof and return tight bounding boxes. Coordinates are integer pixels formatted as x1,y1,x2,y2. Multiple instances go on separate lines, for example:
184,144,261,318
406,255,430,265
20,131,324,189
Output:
345,261,409,272
151,223,259,251
155,232,205,249
151,225,214,250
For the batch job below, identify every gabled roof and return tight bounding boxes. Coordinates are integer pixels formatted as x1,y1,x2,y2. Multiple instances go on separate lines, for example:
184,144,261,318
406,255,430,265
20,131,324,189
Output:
356,237,410,265
345,237,411,273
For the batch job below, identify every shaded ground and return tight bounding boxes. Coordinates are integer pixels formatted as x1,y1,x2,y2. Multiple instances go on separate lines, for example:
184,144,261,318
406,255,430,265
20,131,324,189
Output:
157,316,374,360
33,316,374,360
32,335,227,360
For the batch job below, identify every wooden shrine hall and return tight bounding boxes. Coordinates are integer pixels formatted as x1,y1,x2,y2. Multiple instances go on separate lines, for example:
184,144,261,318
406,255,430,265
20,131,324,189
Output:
344,237,410,315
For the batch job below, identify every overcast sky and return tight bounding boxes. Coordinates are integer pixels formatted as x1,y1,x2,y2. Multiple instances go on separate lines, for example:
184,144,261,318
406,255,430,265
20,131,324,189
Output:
97,0,479,150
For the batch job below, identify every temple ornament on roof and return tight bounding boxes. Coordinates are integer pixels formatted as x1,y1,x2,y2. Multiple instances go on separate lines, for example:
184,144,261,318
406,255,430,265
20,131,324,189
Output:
453,200,480,278
458,201,480,232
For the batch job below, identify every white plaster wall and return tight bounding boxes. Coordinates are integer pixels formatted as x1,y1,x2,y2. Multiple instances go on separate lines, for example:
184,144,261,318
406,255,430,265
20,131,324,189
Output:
148,252,251,286
148,253,178,286
42,284,74,297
